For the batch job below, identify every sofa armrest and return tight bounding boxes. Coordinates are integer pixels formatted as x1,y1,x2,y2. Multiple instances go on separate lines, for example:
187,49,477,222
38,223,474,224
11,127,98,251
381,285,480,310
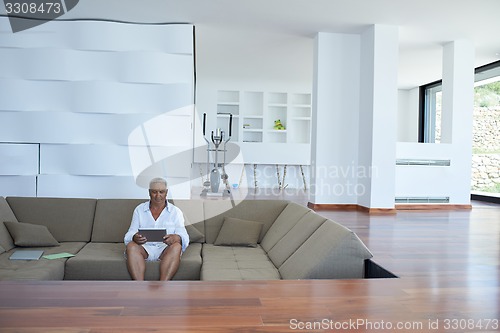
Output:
278,219,373,279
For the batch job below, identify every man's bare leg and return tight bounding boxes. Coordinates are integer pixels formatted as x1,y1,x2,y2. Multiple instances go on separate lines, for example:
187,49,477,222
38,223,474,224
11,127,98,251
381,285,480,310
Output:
159,243,182,281
126,242,148,280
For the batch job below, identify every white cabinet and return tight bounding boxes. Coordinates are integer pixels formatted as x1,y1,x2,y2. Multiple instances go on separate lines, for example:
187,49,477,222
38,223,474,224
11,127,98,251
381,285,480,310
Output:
212,90,311,165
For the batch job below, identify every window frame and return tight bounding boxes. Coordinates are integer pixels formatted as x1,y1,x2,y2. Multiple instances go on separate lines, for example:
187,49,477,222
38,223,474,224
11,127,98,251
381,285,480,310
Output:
419,60,500,143
418,80,442,143
419,60,500,203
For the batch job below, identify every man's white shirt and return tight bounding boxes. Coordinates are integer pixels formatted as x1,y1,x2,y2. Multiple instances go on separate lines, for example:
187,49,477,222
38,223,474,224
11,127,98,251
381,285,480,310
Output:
124,201,190,252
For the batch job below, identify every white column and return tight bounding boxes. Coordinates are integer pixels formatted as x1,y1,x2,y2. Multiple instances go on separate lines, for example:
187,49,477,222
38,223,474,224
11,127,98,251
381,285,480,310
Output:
310,32,361,205
441,40,475,203
358,25,399,209
310,25,399,209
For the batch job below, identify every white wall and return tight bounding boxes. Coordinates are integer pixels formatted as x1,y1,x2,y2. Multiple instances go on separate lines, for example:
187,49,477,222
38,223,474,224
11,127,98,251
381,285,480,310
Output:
310,27,474,207
358,25,399,209
395,40,475,205
397,87,420,142
195,25,313,90
0,143,38,196
310,25,398,209
0,17,476,205
194,25,314,191
395,142,455,199
310,32,361,204
0,18,195,199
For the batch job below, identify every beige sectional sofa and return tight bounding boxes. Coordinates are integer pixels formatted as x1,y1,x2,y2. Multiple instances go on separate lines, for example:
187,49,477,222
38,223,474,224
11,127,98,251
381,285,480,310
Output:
0,196,373,281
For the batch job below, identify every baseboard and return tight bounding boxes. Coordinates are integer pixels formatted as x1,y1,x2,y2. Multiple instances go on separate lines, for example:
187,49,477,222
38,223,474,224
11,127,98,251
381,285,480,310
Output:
307,202,396,214
307,203,358,211
358,206,397,214
308,202,472,213
395,204,472,210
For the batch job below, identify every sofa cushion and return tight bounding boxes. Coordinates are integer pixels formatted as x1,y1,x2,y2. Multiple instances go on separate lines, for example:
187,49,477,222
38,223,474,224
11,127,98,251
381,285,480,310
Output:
64,242,202,280
203,200,289,244
4,221,60,247
170,200,205,244
181,209,205,243
186,223,205,243
260,202,311,253
214,217,263,248
0,245,5,255
91,199,145,243
0,242,87,281
92,199,204,244
6,197,96,242
171,199,205,225
278,220,373,280
201,244,280,280
0,197,17,251
0,255,65,280
64,242,130,280
267,211,326,268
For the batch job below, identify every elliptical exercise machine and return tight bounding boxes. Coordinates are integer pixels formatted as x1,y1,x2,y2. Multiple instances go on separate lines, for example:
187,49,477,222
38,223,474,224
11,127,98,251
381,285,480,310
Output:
201,112,233,197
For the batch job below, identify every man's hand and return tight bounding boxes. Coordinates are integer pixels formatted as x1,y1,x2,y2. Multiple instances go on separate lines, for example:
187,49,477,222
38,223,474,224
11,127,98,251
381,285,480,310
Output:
163,234,181,246
133,232,147,245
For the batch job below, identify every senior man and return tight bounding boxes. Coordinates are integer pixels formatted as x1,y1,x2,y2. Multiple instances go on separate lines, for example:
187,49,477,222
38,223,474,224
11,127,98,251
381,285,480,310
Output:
124,177,189,280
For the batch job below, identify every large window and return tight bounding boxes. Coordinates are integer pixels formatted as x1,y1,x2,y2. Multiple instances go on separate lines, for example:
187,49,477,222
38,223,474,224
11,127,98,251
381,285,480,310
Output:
419,81,442,143
471,62,500,195
420,60,500,196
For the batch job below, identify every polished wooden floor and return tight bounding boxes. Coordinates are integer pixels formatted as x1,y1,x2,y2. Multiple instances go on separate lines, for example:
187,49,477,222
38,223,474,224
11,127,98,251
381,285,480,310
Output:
0,192,499,332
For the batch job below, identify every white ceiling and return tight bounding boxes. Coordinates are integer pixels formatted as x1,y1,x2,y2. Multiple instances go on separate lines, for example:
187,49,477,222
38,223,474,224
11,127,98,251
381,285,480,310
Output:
62,0,500,89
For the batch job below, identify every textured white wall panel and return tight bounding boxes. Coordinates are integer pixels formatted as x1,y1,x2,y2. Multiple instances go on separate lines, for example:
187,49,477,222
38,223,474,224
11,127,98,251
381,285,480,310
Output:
61,22,194,54
0,143,39,175
40,144,132,176
0,18,194,199
0,49,193,85
0,79,67,111
67,81,192,114
0,79,192,114
0,176,37,197
37,175,190,199
141,114,193,146
37,175,147,199
128,108,194,186
40,143,193,178
139,146,193,178
0,20,193,54
0,111,152,144
116,53,193,84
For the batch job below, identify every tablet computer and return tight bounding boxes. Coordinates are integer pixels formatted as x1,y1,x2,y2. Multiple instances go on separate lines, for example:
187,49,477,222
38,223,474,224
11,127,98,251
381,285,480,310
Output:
138,228,167,242
9,250,44,260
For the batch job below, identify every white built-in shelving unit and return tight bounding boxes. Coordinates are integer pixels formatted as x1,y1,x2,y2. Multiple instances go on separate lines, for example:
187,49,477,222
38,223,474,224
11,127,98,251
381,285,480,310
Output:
216,90,311,144
208,89,312,165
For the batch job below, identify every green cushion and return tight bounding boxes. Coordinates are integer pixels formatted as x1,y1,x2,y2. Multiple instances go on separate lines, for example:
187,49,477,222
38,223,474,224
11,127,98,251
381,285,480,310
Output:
214,217,263,248
4,221,60,247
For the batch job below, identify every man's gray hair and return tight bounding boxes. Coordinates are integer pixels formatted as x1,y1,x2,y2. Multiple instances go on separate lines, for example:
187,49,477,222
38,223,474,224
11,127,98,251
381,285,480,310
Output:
149,177,167,189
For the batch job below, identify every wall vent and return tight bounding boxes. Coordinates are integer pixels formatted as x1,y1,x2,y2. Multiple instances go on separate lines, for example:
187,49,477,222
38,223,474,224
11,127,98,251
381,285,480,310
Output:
396,159,450,166
395,197,450,204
